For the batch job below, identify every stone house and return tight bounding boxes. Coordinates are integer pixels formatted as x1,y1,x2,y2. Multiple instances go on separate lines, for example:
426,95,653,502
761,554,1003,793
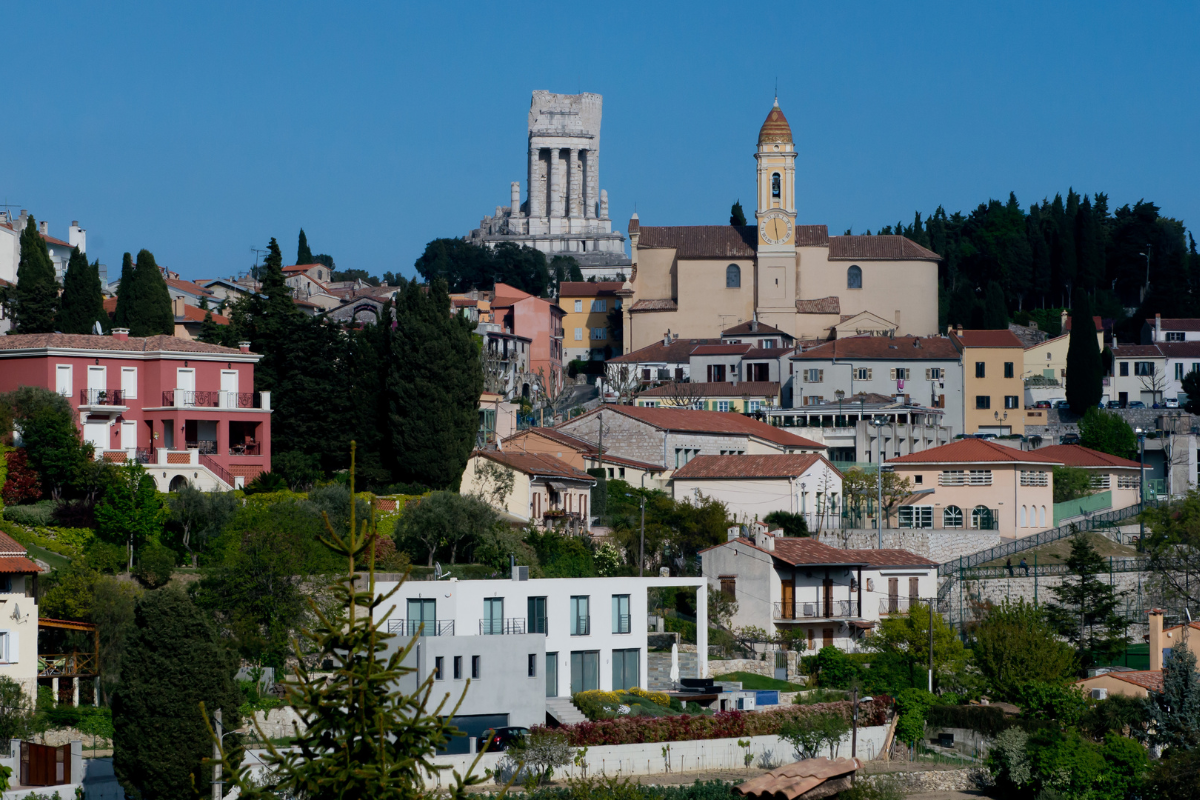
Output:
501,427,668,489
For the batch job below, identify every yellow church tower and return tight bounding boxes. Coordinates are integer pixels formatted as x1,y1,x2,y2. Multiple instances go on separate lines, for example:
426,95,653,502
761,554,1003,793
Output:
754,99,798,330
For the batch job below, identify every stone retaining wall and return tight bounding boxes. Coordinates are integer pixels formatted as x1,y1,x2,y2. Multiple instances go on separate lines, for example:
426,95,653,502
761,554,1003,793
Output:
862,767,985,793
819,531,1001,563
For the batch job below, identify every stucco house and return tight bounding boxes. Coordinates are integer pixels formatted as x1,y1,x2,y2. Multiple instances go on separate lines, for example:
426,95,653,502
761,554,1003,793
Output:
1033,445,1144,510
604,335,720,389
951,329,1026,436
501,427,667,489
0,531,42,700
635,381,781,413
1076,609,1176,699
670,453,843,531
700,526,937,652
886,439,1061,537
460,450,595,532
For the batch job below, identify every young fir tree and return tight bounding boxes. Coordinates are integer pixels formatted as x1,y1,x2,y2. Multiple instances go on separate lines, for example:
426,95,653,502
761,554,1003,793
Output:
129,249,174,337
1148,643,1200,752
210,443,486,799
112,587,242,800
111,253,137,330
1066,287,1103,413
1045,534,1129,670
730,200,747,226
58,247,106,334
296,228,314,265
5,217,59,333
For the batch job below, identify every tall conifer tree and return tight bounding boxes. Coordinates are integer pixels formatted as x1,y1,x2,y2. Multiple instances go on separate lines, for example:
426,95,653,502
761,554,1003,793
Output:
112,253,138,331
127,250,174,337
5,217,59,333
58,247,106,333
1066,287,1103,413
297,229,313,264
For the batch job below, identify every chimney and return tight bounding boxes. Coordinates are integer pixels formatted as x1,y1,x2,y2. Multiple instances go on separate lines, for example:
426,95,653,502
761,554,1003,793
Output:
1150,609,1165,671
38,221,48,236
112,328,129,341
172,296,185,317
238,341,252,354
727,526,739,542
663,331,671,346
68,220,85,254
1156,313,1162,341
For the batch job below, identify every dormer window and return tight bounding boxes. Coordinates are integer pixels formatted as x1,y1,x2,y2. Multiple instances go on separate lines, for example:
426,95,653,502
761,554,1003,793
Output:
771,173,781,198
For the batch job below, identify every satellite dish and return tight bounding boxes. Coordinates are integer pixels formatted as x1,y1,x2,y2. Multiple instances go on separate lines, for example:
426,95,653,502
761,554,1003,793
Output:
11,603,19,621
92,320,103,335
434,563,443,580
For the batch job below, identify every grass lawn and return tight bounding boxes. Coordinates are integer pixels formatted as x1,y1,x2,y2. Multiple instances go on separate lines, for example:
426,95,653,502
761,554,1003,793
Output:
24,542,71,572
981,531,1138,567
712,671,807,692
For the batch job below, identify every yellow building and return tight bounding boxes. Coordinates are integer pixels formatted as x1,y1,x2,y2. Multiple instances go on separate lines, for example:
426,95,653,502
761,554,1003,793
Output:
559,281,623,362
621,100,941,350
1022,315,1104,391
952,329,1026,436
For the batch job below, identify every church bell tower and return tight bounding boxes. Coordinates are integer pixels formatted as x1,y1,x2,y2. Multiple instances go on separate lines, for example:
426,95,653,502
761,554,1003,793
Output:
755,99,797,253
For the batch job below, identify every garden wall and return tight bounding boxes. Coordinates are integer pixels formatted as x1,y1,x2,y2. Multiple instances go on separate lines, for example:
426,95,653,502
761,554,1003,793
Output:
817,531,1000,563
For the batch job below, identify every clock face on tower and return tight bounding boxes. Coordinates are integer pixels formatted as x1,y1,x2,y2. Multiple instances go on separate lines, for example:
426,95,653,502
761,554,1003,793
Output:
759,212,793,246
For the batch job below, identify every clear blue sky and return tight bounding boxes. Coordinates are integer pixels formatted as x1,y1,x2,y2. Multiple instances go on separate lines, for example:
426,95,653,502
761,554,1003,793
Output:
1,2,1196,281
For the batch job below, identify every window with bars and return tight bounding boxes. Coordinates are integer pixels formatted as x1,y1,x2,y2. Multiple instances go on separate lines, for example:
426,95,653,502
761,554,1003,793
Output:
1090,475,1112,489
898,506,933,529
1020,471,1049,486
1118,475,1139,489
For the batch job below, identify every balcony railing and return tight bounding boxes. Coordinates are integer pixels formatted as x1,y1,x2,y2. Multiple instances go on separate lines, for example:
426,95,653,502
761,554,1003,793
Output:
185,440,218,455
199,454,235,488
387,619,455,637
230,441,261,456
773,600,861,620
571,616,591,636
880,597,925,615
528,615,548,634
38,652,97,678
133,448,153,465
79,389,124,406
479,618,526,635
161,390,267,409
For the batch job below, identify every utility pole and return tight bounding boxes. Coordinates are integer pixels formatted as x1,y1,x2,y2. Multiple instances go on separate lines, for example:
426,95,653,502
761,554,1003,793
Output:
640,494,646,577
874,418,885,548
212,708,222,800
928,600,934,693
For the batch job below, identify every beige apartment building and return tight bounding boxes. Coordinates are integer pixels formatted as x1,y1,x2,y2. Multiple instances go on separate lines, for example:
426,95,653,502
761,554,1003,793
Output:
952,329,1025,436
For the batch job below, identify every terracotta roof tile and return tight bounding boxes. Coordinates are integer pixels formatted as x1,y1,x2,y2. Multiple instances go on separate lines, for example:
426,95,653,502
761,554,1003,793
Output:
709,536,936,568
0,556,43,574
951,329,1025,348
742,347,794,359
503,430,666,471
888,438,1063,465
165,278,213,297
672,453,832,480
637,381,779,398
795,226,831,247
637,226,757,258
574,405,825,450
0,531,26,556
795,296,841,314
472,450,594,481
828,235,941,262
722,320,790,337
1157,342,1200,358
1113,345,1163,357
558,281,624,297
1147,318,1200,332
176,305,230,325
0,333,248,355
734,757,860,800
283,264,325,273
1032,444,1142,469
691,344,753,356
40,234,71,247
1079,671,1164,693
607,338,718,364
629,299,678,313
792,336,960,360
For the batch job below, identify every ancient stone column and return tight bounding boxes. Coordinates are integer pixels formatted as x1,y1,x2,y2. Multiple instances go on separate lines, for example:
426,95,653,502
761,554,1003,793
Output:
529,147,544,218
600,189,609,220
511,182,521,216
568,149,581,218
584,150,596,218
549,148,563,218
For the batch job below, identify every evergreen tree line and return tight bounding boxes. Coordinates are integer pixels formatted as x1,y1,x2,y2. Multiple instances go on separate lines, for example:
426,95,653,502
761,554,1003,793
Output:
413,237,585,297
0,215,175,337
200,238,483,491
871,191,1199,342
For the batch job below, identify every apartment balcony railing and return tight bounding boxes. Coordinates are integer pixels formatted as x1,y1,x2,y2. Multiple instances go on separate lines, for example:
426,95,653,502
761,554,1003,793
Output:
879,597,925,616
387,619,455,637
79,389,125,406
479,618,526,635
185,440,218,455
773,600,861,620
132,448,153,465
230,441,261,456
161,390,268,409
571,616,591,636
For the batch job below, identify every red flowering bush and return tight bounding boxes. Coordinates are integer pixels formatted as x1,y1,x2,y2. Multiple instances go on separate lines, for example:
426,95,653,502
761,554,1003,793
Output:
544,698,892,747
2,448,42,506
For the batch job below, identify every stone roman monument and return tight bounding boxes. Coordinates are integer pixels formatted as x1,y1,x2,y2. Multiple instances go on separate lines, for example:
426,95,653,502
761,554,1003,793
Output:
466,91,631,279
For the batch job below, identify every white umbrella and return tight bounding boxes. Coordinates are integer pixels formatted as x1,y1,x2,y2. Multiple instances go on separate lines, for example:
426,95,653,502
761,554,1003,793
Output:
670,642,680,685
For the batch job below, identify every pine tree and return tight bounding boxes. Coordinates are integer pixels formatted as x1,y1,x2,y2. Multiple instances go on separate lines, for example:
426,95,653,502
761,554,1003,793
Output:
112,253,137,330
197,311,221,344
730,201,747,227
112,587,242,799
1075,196,1103,292
127,250,174,337
1148,644,1200,752
296,228,313,265
981,281,1008,329
387,280,483,489
58,247,106,334
1045,534,1129,670
1066,287,1103,412
5,217,59,333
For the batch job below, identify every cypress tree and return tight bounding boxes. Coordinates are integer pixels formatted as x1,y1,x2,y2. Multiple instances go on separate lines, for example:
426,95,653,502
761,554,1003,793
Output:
297,228,313,264
1062,189,1080,289
126,250,174,337
247,238,302,393
197,311,221,344
1075,196,1103,292
111,588,242,799
1066,287,1103,413
387,279,483,489
58,247,106,334
112,253,137,330
730,201,747,227
5,217,59,333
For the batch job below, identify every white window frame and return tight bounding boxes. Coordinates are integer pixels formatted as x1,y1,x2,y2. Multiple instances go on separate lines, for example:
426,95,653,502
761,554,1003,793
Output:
1090,475,1111,489
55,365,73,398
121,366,138,400
715,400,731,412
574,300,583,312
574,328,583,341
898,506,933,529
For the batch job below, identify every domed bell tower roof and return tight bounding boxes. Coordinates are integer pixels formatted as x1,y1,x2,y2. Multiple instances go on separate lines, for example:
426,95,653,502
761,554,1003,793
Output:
758,99,793,145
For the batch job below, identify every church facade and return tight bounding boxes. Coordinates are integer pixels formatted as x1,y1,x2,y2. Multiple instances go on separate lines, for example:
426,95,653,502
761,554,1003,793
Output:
619,101,940,352
466,91,632,280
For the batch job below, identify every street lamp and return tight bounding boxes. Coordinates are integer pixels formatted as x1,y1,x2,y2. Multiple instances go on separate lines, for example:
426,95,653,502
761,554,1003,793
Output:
872,416,887,548
1139,248,1151,301
626,490,647,576
1136,427,1147,545
835,389,845,428
851,690,873,759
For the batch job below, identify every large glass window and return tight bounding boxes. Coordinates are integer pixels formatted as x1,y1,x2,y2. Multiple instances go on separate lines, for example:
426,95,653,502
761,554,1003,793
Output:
407,598,435,637
898,506,933,529
612,649,640,691
528,596,548,634
546,652,558,697
847,265,862,289
570,651,599,694
483,597,504,635
943,505,963,528
612,595,631,634
726,264,741,288
571,596,590,635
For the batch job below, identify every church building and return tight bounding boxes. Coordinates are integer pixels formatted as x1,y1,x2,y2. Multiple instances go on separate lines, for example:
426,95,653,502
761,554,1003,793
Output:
619,100,941,352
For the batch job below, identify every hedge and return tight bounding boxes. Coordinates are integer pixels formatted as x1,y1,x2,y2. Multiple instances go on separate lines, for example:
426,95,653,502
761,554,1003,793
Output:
524,779,736,800
544,698,891,747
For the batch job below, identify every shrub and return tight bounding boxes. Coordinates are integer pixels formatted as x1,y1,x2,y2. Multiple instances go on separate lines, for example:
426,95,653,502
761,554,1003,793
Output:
1015,681,1088,728
2,499,56,526
244,471,288,495
628,687,671,707
813,646,862,688
1,449,41,506
926,705,1009,737
572,690,624,720
133,542,176,588
779,711,850,759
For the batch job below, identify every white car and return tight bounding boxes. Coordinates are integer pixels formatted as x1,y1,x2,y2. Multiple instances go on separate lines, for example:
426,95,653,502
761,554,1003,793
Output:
1166,398,1180,408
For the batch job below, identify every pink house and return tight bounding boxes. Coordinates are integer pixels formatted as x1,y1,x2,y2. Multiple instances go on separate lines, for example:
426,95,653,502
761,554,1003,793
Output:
490,283,565,395
0,330,270,491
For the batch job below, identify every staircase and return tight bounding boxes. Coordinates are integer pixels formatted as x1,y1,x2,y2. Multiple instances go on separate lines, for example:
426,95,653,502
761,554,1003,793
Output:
546,697,587,726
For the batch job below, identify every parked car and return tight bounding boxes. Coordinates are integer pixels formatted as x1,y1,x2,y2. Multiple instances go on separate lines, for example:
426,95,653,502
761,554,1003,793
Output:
1033,400,1052,409
480,727,529,753
1060,432,1081,445
1106,400,1123,409
1128,401,1146,409
1051,399,1070,409
1166,398,1180,408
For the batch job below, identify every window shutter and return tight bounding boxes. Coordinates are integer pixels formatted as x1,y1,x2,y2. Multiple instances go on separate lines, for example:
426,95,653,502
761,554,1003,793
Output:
818,370,824,382
7,630,15,664
867,369,873,380
925,368,931,380
889,369,896,380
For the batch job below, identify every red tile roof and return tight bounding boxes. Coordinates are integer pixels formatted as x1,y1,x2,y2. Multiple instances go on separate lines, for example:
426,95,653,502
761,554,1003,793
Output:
559,281,624,297
165,278,213,296
637,226,757,258
828,235,941,262
722,320,790,337
1079,670,1164,693
951,329,1025,348
607,338,719,364
795,296,841,314
1157,342,1200,358
490,282,533,307
734,756,860,800
1113,345,1163,357
672,453,833,480
691,344,753,356
41,234,72,247
637,381,780,398
0,333,248,355
795,226,831,247
502,429,666,471
742,347,794,359
283,264,325,273
629,299,679,312
578,405,825,450
1147,318,1200,332
1032,444,1141,469
0,556,43,574
0,531,27,556
706,536,936,568
472,450,595,481
792,335,960,361
888,438,1063,465
176,305,230,325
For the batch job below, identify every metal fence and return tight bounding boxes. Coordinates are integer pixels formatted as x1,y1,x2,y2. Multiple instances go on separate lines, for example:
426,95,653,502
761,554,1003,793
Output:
773,600,860,620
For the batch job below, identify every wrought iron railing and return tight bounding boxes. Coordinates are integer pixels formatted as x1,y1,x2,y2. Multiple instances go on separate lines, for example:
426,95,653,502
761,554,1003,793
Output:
773,600,860,620
133,448,153,464
162,390,174,405
199,453,234,487
387,619,455,637
230,442,261,456
879,597,925,615
186,440,218,455
479,618,526,635
79,388,124,406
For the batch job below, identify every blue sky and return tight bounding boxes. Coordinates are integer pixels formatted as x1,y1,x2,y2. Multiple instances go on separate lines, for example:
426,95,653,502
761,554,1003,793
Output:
1,2,1196,281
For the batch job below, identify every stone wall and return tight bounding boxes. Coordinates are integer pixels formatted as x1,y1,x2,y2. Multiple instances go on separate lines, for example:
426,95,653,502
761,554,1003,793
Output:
861,768,985,793
817,530,1001,563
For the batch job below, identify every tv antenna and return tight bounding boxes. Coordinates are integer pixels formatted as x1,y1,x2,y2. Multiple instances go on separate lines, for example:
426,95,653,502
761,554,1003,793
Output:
0,198,22,213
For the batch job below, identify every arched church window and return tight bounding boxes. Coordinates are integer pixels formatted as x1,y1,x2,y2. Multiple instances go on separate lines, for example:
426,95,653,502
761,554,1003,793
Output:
726,264,741,288
771,173,781,198
847,265,863,289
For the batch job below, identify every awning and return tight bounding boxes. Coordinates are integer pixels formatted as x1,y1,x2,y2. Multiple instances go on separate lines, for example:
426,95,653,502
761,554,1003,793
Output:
547,481,567,492
847,620,876,630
